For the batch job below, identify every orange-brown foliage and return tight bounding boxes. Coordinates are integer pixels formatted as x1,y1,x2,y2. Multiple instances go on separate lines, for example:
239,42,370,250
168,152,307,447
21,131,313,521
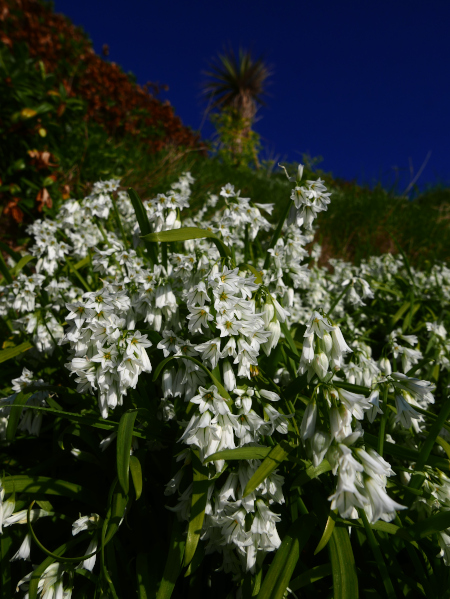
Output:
0,0,203,153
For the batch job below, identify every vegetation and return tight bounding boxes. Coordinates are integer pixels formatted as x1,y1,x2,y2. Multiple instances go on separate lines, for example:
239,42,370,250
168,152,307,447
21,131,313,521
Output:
0,0,203,228
203,48,270,169
1,2,450,598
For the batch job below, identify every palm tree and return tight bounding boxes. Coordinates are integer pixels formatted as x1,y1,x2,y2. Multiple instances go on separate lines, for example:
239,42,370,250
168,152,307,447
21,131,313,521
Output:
202,48,271,166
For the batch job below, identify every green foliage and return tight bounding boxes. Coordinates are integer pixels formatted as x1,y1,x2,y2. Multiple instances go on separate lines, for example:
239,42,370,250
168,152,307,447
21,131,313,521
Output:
0,43,187,231
210,106,262,169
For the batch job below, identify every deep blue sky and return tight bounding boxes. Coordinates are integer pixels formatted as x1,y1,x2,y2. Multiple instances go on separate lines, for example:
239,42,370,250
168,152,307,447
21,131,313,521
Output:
54,0,450,192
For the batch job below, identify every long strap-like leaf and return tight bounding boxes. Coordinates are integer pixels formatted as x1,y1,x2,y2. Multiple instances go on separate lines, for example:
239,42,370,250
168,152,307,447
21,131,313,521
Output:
329,526,359,599
117,409,138,494
141,226,231,259
184,452,210,567
258,514,317,599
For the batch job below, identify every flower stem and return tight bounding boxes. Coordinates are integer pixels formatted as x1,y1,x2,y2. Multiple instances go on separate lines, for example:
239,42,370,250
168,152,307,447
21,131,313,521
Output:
263,195,293,270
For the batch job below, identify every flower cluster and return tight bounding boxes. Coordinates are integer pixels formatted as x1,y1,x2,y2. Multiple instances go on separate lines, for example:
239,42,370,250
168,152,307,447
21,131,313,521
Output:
1,166,449,598
62,285,153,418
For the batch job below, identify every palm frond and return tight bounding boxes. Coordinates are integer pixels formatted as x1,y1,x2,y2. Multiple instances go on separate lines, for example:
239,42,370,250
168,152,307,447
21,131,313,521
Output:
202,47,271,119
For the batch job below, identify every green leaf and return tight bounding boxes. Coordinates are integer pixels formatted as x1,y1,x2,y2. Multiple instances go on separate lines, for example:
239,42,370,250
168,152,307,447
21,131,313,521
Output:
314,509,338,555
407,510,450,539
238,263,263,284
360,509,396,598
203,446,271,464
74,256,90,270
128,188,152,236
0,341,32,363
104,486,128,545
243,441,294,497
0,241,21,262
136,553,152,599
409,397,450,490
117,409,138,495
10,254,34,276
141,226,231,259
184,452,210,567
258,514,316,599
7,402,155,440
436,435,450,460
5,391,32,441
289,563,332,592
284,372,309,399
280,322,299,357
0,531,12,598
391,301,411,326
156,518,186,599
129,455,143,500
65,256,91,292
2,475,97,505
328,526,359,599
291,460,332,492
334,381,370,394
27,501,99,564
128,188,157,263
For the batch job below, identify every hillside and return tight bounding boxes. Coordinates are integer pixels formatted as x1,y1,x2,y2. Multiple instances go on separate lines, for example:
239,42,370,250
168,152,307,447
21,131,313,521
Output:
0,0,449,266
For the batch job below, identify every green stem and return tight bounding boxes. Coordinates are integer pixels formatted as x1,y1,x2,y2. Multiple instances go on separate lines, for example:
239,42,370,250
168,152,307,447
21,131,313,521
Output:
244,225,249,263
263,195,293,270
327,286,348,317
378,385,389,457
65,256,91,292
111,195,128,247
97,221,111,248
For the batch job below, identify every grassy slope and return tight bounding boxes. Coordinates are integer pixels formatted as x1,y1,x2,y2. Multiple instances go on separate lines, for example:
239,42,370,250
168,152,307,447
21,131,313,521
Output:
1,1,448,265
125,151,450,267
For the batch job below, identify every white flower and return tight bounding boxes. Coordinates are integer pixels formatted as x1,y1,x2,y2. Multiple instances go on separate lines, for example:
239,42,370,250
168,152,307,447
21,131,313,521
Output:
391,373,435,405
394,394,421,428
72,513,100,536
337,387,372,420
300,401,317,442
222,358,236,392
187,305,214,332
10,533,32,562
363,476,406,523
366,389,384,423
309,431,331,467
195,338,222,370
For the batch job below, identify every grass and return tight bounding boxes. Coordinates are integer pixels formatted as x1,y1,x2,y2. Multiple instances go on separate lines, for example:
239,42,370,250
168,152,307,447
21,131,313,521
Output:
124,151,450,267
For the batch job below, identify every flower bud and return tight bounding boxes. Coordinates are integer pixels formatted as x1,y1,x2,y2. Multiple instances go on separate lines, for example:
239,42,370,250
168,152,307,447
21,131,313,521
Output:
323,332,333,354
165,210,177,228
300,401,317,442
223,358,236,392
153,308,162,332
162,367,174,397
262,320,281,356
313,352,329,379
379,357,392,375
309,430,331,467
262,302,275,327
301,334,315,363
